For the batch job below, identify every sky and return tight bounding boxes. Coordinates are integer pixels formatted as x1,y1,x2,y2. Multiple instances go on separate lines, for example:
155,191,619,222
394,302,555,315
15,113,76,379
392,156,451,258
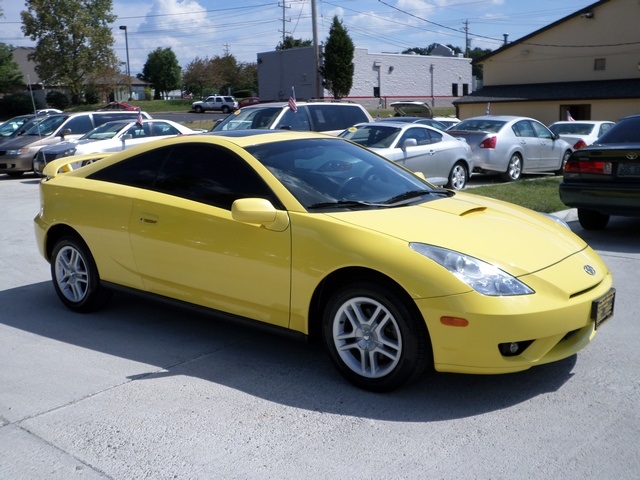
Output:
0,0,596,77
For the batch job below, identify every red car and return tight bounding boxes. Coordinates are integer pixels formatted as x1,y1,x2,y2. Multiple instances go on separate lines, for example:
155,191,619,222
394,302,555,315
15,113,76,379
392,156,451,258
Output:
238,97,260,108
99,101,137,111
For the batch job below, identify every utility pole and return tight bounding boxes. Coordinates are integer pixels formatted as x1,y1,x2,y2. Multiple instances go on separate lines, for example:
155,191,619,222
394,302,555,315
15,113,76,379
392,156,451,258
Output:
464,19,470,57
312,0,322,98
278,1,291,45
223,43,230,56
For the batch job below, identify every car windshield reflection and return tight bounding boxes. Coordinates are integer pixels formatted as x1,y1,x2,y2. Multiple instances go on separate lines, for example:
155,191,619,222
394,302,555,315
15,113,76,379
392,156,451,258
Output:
246,138,440,210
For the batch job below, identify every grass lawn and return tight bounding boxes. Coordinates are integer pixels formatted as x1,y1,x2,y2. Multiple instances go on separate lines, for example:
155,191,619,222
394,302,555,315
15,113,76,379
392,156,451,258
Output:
466,176,567,214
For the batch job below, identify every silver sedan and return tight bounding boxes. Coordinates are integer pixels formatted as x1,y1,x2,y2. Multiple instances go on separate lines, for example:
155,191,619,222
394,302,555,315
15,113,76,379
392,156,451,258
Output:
448,115,573,181
339,122,474,190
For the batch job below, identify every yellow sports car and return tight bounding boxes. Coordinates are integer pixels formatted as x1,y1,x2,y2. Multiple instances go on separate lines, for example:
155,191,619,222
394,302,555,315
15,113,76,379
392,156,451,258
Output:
34,131,615,392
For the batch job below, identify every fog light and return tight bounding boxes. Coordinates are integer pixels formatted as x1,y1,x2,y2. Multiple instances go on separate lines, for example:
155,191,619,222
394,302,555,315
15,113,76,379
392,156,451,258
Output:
498,340,533,357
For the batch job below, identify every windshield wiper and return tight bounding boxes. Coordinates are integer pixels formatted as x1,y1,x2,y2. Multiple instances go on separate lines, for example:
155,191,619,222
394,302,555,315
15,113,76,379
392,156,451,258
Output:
384,189,454,206
307,200,388,210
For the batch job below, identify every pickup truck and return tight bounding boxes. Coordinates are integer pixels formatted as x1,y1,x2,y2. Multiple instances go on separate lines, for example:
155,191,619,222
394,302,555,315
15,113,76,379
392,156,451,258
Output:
192,95,238,113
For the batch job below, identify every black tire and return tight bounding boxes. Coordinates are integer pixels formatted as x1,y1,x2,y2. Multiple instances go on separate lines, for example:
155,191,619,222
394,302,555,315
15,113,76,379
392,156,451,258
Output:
501,153,522,181
51,236,111,313
322,282,430,392
194,105,203,113
447,161,468,190
577,208,610,230
222,106,230,114
555,150,572,176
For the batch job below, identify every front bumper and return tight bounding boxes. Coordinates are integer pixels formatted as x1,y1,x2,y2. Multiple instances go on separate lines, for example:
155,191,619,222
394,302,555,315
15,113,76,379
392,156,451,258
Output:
416,257,614,374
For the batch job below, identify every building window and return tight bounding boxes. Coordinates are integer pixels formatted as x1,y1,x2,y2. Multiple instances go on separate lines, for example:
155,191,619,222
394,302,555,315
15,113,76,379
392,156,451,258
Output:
462,83,469,95
594,58,606,71
452,83,458,97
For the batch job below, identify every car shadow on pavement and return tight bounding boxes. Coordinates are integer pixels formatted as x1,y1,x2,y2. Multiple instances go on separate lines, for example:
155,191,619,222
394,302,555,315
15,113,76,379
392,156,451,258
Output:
2,280,580,423
569,216,640,254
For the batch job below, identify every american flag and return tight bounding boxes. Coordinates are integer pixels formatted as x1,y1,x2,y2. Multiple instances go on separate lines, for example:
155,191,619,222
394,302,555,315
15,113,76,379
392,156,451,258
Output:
288,87,297,113
136,107,143,126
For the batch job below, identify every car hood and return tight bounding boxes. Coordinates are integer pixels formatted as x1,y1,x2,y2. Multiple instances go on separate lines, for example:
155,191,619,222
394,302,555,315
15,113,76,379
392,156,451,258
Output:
325,192,587,276
0,135,40,149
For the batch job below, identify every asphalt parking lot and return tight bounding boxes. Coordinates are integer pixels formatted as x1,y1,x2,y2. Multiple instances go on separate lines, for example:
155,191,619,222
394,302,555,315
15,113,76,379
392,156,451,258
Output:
1,173,639,479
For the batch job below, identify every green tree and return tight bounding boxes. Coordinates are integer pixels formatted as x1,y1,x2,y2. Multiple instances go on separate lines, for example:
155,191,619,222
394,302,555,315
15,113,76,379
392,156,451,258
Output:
21,0,119,103
141,47,181,99
276,36,312,50
0,44,24,93
469,47,493,79
320,16,354,99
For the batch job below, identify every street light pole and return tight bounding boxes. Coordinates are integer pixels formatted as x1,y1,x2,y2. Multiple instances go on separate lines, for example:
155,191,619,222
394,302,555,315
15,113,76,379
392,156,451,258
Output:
119,25,132,100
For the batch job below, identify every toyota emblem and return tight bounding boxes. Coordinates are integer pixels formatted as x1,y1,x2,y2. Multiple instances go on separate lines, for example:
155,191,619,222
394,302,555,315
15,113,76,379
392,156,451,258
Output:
584,265,596,275
627,152,638,160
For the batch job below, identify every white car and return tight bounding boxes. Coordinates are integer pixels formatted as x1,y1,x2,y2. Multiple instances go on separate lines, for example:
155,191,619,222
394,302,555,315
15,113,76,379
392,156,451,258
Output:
33,119,197,175
340,122,474,190
433,116,461,129
548,120,615,150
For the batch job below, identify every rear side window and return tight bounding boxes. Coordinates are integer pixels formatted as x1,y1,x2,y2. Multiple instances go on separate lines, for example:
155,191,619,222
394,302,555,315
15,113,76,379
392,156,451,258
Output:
61,115,94,134
307,105,369,132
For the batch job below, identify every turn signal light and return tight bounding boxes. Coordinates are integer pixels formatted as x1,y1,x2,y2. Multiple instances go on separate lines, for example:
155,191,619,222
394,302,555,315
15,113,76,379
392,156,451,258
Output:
440,316,469,327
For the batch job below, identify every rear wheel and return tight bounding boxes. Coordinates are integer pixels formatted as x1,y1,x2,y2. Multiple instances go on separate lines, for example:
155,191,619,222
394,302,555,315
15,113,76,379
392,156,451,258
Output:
501,153,522,181
577,208,610,230
447,162,468,190
51,236,111,312
322,282,430,392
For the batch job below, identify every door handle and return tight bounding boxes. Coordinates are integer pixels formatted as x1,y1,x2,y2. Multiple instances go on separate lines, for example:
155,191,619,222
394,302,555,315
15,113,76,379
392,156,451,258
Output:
139,214,158,225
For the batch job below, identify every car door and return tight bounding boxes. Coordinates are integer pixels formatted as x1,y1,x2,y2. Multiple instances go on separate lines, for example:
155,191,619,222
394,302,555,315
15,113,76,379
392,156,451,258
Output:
128,143,292,328
391,127,444,179
531,120,563,170
511,120,541,170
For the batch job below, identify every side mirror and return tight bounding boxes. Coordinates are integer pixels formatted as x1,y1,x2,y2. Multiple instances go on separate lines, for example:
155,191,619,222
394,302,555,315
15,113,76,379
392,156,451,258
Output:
231,198,289,232
402,138,417,150
59,128,72,139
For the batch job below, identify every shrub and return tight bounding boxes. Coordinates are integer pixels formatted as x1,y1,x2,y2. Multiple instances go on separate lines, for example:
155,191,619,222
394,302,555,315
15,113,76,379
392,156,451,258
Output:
0,93,33,115
46,91,70,110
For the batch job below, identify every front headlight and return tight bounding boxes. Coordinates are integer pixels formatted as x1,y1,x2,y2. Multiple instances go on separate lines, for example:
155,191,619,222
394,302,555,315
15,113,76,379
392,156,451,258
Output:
62,147,76,157
7,148,30,156
410,243,534,296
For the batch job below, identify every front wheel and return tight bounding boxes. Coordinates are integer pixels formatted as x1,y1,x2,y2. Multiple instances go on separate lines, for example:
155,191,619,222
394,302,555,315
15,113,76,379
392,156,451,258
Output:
501,153,522,181
194,105,203,113
51,236,111,312
222,106,230,114
447,161,468,190
322,282,430,392
555,150,572,176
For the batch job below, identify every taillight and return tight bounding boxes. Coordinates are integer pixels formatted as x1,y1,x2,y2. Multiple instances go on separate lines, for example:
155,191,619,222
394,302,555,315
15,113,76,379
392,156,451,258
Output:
479,136,497,149
564,159,612,174
573,139,588,149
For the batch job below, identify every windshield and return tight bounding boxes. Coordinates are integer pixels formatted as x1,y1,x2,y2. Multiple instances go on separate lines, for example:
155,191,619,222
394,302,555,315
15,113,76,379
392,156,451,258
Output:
80,122,128,141
213,107,282,131
0,117,30,137
452,119,506,133
23,115,68,136
339,125,401,148
549,123,595,135
246,137,445,210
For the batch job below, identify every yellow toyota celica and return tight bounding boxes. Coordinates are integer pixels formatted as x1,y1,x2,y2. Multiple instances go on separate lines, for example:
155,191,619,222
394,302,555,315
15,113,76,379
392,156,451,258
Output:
34,131,615,391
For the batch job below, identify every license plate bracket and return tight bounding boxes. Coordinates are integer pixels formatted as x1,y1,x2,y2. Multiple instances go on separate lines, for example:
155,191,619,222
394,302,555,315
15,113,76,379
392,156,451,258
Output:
591,288,615,329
